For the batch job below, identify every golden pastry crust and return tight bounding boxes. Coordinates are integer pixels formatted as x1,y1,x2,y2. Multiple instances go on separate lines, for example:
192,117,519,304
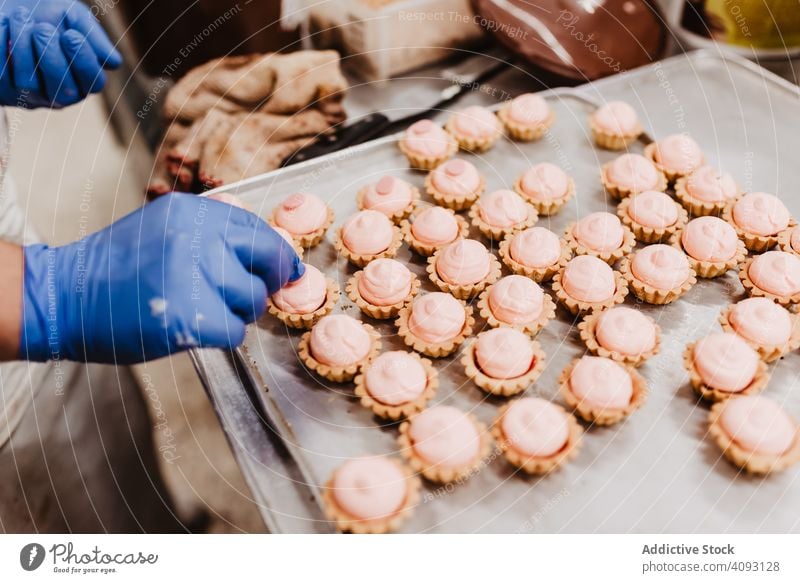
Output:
778,226,800,256
397,413,493,484
333,224,403,268
617,195,689,244
738,256,800,307
682,343,769,402
669,227,747,278
445,115,502,153
707,402,800,475
674,175,740,217
400,210,470,257
559,359,648,426
497,102,555,142
395,301,475,358
424,170,486,211
468,201,538,241
600,161,668,200
551,269,629,316
619,256,697,305
719,304,800,363
588,113,642,150
498,234,572,283
563,221,636,264
460,339,547,397
269,205,334,249
426,250,502,300
297,324,381,383
578,310,662,367
722,199,797,253
476,285,556,336
643,142,704,184
353,354,438,420
513,174,575,216
356,183,420,224
492,403,583,474
397,133,458,170
322,461,421,533
346,270,420,320
267,277,340,330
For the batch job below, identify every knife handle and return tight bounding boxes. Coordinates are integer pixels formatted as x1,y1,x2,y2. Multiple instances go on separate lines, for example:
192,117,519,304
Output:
282,113,392,167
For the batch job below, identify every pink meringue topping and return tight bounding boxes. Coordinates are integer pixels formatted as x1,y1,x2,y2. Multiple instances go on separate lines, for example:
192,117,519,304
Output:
509,227,562,268
595,306,657,357
719,396,797,456
431,159,482,197
607,153,661,193
478,189,530,228
450,105,501,139
332,457,407,521
631,244,691,290
363,351,428,406
410,206,460,245
680,216,738,262
732,192,791,237
561,255,617,303
501,397,569,458
569,356,633,410
626,190,679,229
487,275,544,325
402,119,454,157
271,263,327,314
474,327,534,379
436,239,491,286
309,314,371,367
748,251,800,297
361,176,414,216
407,406,481,469
593,101,640,135
358,258,412,306
407,293,465,344
341,210,394,255
685,166,737,203
692,332,758,393
273,192,329,235
729,297,792,347
507,93,551,126
519,162,570,202
573,211,625,252
652,134,703,174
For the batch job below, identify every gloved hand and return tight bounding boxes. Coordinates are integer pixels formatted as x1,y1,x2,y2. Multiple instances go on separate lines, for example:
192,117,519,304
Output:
0,0,122,108
19,192,303,364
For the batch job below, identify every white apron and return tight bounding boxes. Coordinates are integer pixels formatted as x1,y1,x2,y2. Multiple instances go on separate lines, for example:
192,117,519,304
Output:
0,108,182,532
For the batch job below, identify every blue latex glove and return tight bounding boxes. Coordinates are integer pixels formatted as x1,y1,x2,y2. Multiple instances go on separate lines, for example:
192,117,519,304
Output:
19,193,304,364
0,0,122,108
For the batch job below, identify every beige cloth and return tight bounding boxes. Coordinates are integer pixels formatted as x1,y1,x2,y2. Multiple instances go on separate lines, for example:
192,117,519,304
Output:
148,50,348,196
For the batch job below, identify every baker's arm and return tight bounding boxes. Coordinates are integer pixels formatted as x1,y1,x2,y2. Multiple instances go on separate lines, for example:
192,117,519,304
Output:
12,192,303,364
0,241,22,359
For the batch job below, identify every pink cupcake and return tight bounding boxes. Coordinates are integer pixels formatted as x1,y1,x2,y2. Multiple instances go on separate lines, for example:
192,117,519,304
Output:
739,250,800,307
354,351,438,420
268,263,339,329
427,238,502,300
708,396,800,475
499,226,571,282
334,210,403,267
356,176,419,223
395,292,475,358
497,93,554,141
398,119,457,169
462,327,546,396
719,297,800,363
601,153,667,200
578,306,661,367
346,258,420,319
468,188,538,240
617,190,688,244
513,162,575,215
723,191,795,252
589,100,643,150
778,224,800,256
620,244,696,305
644,133,704,182
674,165,740,216
564,211,636,264
445,105,503,152
671,216,746,278
298,314,381,382
270,192,334,248
401,205,469,256
424,158,486,211
552,255,628,315
477,274,556,335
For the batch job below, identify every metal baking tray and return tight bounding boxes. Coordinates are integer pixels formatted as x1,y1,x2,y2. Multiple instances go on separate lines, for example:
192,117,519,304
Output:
202,50,800,533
